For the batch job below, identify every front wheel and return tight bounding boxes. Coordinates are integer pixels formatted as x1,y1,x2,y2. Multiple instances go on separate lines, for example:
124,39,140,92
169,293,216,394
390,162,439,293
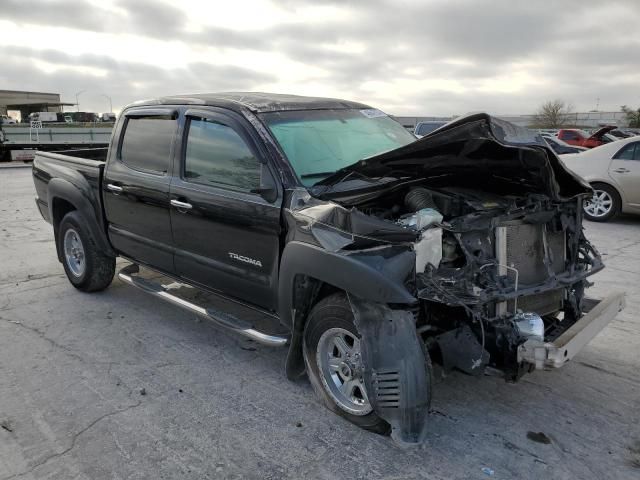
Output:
303,293,390,434
583,183,620,222
58,211,115,292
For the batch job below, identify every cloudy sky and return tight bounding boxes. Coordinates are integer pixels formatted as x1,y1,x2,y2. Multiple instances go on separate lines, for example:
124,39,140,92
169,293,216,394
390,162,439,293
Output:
1,0,639,116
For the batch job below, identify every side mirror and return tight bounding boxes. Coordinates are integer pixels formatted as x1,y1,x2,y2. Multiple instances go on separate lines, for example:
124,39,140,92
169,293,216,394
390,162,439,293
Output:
250,164,278,203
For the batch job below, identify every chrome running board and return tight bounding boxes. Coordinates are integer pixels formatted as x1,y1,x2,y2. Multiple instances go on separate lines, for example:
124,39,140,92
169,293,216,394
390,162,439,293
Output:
117,264,288,347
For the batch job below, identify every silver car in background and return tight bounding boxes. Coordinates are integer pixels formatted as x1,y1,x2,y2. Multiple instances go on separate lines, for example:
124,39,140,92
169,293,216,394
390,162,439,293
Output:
414,120,447,138
560,136,640,221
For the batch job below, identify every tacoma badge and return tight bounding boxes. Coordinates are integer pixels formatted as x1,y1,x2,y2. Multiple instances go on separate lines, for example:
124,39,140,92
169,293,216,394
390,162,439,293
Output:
228,252,263,267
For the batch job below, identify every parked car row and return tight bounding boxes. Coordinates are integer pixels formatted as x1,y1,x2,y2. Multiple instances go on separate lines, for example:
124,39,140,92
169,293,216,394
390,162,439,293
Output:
541,134,587,155
27,111,116,123
557,126,620,148
0,115,17,125
409,119,638,223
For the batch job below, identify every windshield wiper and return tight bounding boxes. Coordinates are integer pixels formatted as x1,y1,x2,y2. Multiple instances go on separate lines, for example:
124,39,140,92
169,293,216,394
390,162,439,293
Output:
317,168,375,187
300,171,336,179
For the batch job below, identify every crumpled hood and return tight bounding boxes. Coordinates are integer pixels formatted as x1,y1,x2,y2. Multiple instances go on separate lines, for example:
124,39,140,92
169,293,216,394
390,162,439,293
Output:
319,113,591,201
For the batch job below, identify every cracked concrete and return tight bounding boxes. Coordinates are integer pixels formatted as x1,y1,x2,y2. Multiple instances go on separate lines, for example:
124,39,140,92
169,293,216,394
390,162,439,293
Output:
1,168,639,479
3,402,142,480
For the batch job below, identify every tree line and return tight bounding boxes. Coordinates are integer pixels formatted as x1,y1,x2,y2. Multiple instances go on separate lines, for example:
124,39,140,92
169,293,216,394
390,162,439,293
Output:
532,100,640,129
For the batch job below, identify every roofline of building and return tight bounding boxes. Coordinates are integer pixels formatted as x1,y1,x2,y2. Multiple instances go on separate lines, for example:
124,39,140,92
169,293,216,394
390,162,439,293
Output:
0,89,61,96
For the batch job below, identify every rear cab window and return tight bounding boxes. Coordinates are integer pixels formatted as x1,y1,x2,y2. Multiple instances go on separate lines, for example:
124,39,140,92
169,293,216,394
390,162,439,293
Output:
119,115,177,174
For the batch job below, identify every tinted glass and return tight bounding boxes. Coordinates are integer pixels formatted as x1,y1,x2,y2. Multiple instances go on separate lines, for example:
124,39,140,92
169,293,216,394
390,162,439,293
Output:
562,131,578,140
120,116,176,174
616,143,639,160
184,118,260,191
417,122,445,136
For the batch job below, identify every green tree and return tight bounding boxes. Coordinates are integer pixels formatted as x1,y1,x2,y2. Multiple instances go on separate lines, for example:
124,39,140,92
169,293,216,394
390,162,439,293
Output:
532,99,573,129
621,105,640,128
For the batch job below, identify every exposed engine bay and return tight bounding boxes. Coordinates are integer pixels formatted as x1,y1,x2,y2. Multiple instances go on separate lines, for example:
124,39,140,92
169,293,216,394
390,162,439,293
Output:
287,113,603,383
352,182,602,380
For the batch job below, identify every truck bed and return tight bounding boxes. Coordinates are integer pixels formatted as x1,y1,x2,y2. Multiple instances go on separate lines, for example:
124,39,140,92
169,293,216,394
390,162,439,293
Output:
32,150,107,227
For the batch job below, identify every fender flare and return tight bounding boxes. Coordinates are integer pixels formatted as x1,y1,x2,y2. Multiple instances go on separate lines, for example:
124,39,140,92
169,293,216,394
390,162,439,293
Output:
47,177,115,261
278,241,416,379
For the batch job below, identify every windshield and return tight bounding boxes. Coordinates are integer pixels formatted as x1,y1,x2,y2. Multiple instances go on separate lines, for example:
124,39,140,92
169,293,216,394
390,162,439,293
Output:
261,109,416,186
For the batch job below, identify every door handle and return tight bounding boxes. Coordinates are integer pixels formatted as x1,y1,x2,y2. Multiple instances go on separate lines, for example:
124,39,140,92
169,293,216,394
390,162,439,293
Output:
613,168,630,173
170,199,193,211
107,183,123,193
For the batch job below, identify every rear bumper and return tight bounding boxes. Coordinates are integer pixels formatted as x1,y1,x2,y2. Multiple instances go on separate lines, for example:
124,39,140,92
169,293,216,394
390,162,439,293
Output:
517,291,625,369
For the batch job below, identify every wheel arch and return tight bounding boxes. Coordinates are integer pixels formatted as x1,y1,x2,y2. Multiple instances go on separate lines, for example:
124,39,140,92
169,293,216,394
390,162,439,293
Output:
278,241,417,380
48,178,115,262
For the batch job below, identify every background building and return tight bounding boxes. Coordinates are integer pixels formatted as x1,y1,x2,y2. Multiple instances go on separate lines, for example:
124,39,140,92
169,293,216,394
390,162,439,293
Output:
0,90,75,122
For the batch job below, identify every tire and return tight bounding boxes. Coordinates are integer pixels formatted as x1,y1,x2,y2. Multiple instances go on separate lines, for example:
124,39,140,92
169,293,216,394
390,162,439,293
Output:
303,293,390,435
583,183,621,222
58,211,115,292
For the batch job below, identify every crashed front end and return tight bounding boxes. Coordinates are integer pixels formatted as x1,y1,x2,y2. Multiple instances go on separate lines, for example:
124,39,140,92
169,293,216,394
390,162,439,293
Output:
285,114,624,444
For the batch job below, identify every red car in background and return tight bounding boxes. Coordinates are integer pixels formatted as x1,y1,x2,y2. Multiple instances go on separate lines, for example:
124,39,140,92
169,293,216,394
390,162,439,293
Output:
557,126,617,148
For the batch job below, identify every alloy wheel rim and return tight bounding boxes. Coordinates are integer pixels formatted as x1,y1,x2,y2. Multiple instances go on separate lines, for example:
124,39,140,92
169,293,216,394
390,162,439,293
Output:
63,228,85,277
316,327,372,415
584,190,613,218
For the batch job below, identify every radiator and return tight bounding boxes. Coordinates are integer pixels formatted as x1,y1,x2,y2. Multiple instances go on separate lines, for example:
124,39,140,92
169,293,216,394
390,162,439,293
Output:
508,289,564,316
495,222,566,316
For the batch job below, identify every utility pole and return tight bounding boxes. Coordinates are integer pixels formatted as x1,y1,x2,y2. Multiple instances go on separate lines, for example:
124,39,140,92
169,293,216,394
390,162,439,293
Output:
101,94,113,113
75,90,86,112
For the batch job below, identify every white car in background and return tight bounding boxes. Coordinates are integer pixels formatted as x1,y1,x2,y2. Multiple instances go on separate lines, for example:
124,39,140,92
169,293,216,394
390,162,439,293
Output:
1,115,17,125
560,136,640,222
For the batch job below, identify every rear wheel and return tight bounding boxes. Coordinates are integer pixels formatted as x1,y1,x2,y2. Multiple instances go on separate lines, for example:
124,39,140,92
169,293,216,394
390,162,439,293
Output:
58,211,115,292
583,183,620,222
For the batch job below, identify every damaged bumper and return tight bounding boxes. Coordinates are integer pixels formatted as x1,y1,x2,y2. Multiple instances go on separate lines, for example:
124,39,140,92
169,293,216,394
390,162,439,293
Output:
517,291,625,369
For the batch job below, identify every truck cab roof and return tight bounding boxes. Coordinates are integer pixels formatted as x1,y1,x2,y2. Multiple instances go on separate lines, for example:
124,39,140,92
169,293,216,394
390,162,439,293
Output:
129,92,372,114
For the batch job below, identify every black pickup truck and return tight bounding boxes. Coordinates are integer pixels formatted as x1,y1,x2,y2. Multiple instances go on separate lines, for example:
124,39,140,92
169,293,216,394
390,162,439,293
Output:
32,93,624,445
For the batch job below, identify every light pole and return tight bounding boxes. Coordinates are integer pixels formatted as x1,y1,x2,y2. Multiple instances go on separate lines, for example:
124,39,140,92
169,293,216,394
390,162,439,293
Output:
75,90,86,112
101,94,113,113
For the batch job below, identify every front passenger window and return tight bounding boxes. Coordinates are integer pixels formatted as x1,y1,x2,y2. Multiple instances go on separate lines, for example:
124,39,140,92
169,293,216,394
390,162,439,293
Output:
184,118,260,191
